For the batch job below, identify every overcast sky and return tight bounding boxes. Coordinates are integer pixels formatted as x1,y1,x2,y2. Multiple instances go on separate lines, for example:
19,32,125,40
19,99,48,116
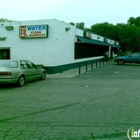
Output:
1,0,140,28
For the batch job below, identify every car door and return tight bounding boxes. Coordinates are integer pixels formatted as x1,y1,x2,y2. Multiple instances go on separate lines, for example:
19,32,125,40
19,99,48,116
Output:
20,60,36,81
26,61,41,80
126,53,140,63
137,53,140,63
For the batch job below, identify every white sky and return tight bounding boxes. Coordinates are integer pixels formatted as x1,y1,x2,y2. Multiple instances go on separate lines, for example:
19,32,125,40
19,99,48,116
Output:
1,0,140,28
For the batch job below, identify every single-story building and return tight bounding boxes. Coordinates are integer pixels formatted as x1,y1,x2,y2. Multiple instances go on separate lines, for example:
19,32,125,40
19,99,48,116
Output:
0,19,120,74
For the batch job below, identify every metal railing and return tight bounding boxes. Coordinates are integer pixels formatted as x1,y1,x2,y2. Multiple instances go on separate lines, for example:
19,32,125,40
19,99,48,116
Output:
78,58,113,75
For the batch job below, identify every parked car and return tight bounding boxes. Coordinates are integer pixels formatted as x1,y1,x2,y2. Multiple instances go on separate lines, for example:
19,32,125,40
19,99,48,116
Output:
0,60,46,87
114,52,140,65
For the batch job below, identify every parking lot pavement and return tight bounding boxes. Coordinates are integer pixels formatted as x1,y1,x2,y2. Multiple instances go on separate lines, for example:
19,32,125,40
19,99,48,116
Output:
1,63,140,139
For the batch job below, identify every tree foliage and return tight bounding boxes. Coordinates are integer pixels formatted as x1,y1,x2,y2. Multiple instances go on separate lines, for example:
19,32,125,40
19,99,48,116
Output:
69,22,85,30
127,16,140,27
0,18,11,22
90,18,140,52
69,22,75,26
127,17,135,25
76,22,85,30
90,22,115,39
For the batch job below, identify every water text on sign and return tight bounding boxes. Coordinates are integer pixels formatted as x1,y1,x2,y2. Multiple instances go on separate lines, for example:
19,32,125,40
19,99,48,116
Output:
27,26,46,31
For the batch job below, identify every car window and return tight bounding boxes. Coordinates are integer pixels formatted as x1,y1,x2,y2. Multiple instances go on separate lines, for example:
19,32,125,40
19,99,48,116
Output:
20,64,24,69
10,61,18,67
20,61,29,69
131,53,139,57
27,61,37,69
0,61,18,68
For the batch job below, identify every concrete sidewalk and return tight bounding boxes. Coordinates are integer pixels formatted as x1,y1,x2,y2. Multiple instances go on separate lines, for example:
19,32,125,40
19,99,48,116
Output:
46,61,112,78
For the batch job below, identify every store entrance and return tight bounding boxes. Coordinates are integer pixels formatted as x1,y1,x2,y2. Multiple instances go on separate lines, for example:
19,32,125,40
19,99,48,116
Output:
0,48,10,59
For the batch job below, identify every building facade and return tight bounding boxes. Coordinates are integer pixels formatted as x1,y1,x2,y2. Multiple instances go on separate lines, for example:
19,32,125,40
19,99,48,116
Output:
0,19,119,74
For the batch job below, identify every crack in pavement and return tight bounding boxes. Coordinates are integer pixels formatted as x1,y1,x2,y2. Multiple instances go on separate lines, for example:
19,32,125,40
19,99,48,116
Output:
0,102,79,123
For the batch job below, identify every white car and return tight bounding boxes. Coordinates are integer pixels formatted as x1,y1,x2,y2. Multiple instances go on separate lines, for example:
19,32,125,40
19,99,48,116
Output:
0,60,46,87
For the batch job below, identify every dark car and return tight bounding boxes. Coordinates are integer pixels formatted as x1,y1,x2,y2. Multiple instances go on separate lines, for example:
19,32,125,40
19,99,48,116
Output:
114,52,140,65
0,60,46,87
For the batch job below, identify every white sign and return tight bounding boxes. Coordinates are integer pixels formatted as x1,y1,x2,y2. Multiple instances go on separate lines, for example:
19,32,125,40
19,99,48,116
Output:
20,25,48,38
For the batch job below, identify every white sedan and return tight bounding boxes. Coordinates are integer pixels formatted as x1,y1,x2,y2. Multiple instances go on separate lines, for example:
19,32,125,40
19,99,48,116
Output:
0,60,46,87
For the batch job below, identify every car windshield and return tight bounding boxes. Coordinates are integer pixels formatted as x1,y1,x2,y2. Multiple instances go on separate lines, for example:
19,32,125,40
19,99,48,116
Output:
0,61,18,68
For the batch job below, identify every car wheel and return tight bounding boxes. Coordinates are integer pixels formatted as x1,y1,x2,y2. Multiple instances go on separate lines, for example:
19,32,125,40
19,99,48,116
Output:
40,72,46,80
18,76,25,87
118,60,125,65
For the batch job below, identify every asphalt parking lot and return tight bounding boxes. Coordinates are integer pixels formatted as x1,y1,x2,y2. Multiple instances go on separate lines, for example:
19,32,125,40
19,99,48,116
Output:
0,63,140,140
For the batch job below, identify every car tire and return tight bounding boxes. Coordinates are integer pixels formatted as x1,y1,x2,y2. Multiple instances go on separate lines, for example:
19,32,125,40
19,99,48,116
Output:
17,76,25,87
118,60,125,65
40,72,46,80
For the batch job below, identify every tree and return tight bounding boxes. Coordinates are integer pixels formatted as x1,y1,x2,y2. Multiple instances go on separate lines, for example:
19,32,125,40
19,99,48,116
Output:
115,23,140,52
90,22,115,39
69,22,75,26
134,16,140,27
127,17,135,25
0,18,11,22
76,22,85,30
127,16,140,27
90,21,140,52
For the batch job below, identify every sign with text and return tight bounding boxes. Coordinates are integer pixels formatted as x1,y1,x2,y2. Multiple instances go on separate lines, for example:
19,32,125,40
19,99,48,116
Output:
19,25,48,38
